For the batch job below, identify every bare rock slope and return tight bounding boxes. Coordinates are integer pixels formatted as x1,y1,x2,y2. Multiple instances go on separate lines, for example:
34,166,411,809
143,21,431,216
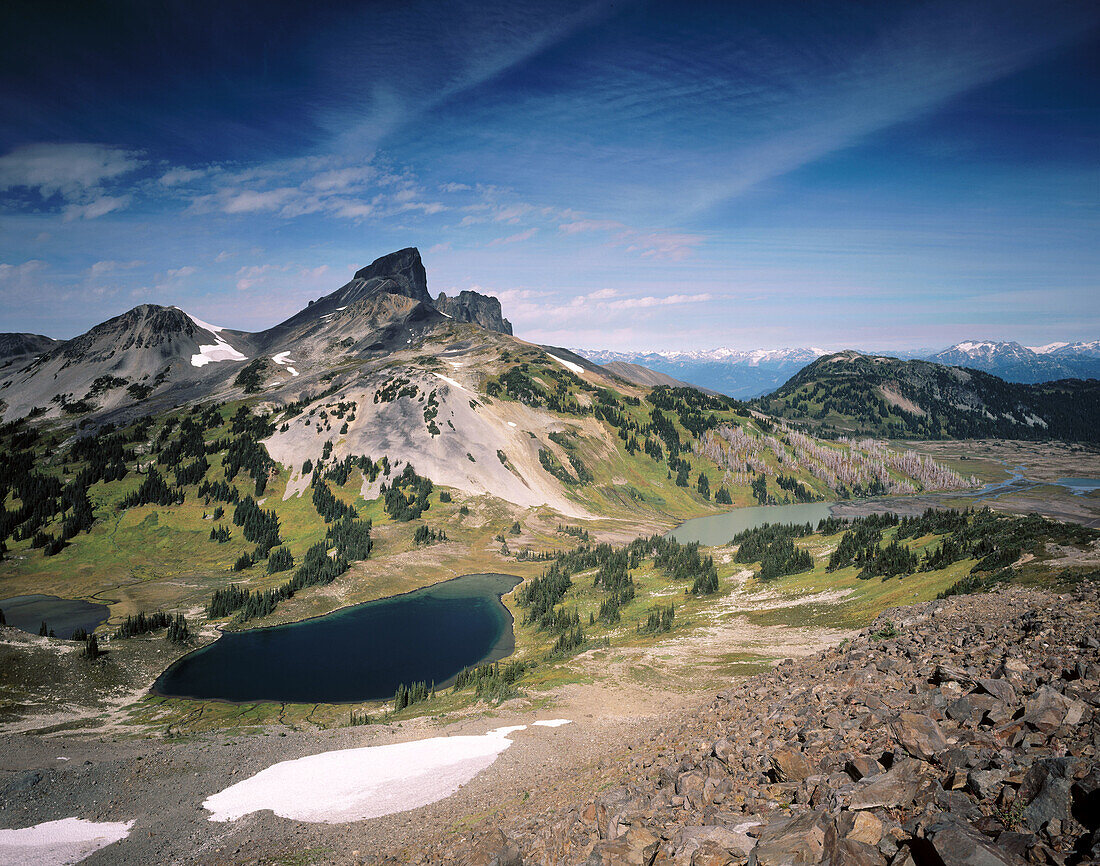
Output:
422,584,1100,866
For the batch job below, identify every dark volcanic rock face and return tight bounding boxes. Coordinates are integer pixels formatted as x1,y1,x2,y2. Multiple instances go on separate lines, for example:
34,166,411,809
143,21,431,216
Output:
353,247,433,306
435,290,513,335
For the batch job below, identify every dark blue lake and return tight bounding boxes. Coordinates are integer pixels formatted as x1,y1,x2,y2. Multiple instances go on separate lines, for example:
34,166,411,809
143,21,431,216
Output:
153,573,521,703
0,594,109,640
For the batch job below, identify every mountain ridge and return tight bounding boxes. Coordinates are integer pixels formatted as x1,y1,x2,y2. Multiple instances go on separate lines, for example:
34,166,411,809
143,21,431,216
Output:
754,350,1100,442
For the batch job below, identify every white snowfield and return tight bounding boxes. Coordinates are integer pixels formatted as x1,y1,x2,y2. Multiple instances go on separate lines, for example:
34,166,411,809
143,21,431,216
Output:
0,817,134,865
204,721,572,824
271,351,300,377
546,352,585,375
433,372,468,392
179,309,248,368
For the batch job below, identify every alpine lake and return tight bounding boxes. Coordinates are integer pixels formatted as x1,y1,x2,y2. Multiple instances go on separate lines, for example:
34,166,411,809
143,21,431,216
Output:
154,573,521,704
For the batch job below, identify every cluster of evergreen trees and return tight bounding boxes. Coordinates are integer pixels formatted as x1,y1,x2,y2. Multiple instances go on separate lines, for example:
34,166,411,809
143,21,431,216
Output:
639,603,675,635
547,432,593,483
451,659,529,701
538,447,576,485
827,513,901,571
121,467,184,508
114,610,189,641
0,417,149,557
381,463,433,521
311,479,355,522
413,524,447,545
731,522,815,580
209,525,231,543
266,546,294,573
232,496,282,555
776,473,817,503
649,537,719,595
198,479,240,503
592,550,635,624
325,515,373,560
222,431,275,496
206,514,372,622
393,680,432,710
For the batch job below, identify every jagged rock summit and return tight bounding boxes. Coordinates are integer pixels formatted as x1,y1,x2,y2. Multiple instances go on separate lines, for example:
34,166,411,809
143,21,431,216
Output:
435,289,513,335
0,247,522,422
351,246,432,304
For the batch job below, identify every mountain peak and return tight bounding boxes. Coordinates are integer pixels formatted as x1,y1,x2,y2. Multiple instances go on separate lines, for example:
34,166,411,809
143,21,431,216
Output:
435,289,513,335
351,247,431,305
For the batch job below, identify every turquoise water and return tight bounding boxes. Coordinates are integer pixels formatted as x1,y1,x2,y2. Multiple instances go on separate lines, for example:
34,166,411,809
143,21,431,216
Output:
1056,477,1100,495
668,502,836,546
153,573,520,703
0,594,109,639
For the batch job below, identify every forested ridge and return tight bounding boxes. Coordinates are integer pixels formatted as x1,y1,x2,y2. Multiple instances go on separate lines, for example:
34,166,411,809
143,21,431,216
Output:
755,352,1100,442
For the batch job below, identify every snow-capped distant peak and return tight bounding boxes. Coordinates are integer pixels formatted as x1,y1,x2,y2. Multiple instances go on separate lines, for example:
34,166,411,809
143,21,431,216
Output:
1028,342,1068,355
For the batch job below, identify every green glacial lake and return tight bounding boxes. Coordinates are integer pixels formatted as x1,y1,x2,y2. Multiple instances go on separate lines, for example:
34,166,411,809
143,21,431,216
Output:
669,502,836,546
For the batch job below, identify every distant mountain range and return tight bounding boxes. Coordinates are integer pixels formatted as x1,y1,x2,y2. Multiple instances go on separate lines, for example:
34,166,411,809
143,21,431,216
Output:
577,340,1100,397
576,347,828,398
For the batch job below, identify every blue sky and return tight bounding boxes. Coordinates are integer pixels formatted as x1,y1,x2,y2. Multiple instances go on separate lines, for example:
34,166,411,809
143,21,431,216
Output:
1,0,1097,350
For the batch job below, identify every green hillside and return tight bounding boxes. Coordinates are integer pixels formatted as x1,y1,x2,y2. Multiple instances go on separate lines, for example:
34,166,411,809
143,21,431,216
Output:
754,351,1100,442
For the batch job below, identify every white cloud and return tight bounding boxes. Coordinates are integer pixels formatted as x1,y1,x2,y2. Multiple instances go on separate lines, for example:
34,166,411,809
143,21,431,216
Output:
440,182,472,192
159,167,206,186
62,194,132,221
618,231,705,261
487,227,538,246
0,143,143,200
167,266,197,278
89,260,141,277
0,260,46,282
306,166,375,192
235,264,285,291
222,188,297,214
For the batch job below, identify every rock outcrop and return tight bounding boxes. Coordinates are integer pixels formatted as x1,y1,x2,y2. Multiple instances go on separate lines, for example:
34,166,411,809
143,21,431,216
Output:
353,247,433,306
435,290,513,335
419,585,1100,865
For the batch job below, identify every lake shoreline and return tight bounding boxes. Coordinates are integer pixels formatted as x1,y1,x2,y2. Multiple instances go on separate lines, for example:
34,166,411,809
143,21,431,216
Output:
149,573,523,706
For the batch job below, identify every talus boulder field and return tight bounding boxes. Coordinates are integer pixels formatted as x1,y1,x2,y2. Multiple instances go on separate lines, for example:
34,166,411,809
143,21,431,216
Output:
415,585,1100,866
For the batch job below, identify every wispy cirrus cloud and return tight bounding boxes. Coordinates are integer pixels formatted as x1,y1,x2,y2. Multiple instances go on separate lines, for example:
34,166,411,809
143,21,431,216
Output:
487,227,538,246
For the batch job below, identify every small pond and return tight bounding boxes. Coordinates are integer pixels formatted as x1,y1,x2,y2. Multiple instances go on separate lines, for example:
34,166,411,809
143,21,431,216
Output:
153,573,521,704
0,594,109,639
668,502,836,546
1056,477,1100,495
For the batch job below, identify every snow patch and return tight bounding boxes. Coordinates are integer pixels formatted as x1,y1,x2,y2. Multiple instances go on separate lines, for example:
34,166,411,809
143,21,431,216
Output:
532,719,572,727
508,421,517,427
546,352,584,375
434,373,468,392
0,817,134,865
179,309,248,368
271,352,300,377
204,725,531,824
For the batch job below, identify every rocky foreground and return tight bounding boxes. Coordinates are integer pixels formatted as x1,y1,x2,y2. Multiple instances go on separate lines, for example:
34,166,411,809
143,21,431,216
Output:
417,584,1100,866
